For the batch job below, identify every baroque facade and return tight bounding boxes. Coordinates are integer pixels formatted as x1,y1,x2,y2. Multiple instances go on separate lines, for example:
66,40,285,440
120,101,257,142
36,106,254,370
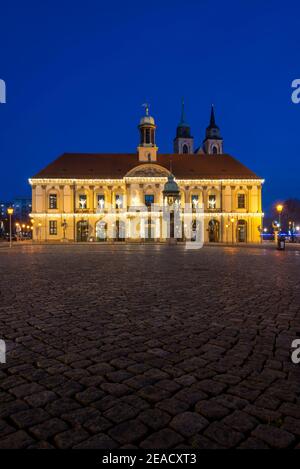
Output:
29,104,264,243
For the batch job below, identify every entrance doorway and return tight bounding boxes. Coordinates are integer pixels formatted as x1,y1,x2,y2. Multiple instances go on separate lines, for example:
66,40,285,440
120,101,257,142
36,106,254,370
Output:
77,220,89,242
208,219,220,242
116,220,126,241
96,221,107,241
237,220,247,242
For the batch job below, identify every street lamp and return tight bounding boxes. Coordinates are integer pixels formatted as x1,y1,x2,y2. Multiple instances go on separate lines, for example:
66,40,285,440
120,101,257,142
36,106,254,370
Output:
7,207,14,248
276,204,283,232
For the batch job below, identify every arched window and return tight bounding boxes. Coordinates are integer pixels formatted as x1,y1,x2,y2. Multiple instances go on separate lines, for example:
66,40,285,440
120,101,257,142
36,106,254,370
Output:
182,144,189,154
212,145,218,154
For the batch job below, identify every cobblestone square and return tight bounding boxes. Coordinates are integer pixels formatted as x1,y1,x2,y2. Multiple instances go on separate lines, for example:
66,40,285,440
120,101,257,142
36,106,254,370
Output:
0,243,300,449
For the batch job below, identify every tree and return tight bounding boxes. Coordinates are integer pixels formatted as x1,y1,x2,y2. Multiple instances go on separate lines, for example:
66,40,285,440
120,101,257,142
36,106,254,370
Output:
271,199,300,231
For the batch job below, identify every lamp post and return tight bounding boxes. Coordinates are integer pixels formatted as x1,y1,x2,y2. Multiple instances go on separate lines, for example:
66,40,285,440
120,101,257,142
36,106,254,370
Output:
7,207,14,248
275,204,283,246
276,204,283,233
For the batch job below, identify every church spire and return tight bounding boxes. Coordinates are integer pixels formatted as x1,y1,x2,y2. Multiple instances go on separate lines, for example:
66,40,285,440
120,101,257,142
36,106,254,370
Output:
180,98,185,124
203,104,223,155
173,98,194,154
210,104,216,127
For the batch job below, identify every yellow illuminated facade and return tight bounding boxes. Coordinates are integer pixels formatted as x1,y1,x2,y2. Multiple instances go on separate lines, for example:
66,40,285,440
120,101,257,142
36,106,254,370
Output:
29,105,264,243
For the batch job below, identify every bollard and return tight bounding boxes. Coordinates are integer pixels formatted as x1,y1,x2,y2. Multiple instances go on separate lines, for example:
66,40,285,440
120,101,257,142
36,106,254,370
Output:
277,235,286,251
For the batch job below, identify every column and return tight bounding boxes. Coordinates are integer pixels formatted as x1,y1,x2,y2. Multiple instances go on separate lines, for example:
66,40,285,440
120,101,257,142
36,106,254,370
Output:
59,185,65,213
89,186,95,212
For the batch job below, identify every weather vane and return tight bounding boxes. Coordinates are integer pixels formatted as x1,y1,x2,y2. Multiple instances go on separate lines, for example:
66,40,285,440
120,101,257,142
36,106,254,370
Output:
142,102,150,116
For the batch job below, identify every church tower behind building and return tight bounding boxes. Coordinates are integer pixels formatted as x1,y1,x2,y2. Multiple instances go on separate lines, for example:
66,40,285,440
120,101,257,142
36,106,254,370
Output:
173,100,194,154
203,105,223,154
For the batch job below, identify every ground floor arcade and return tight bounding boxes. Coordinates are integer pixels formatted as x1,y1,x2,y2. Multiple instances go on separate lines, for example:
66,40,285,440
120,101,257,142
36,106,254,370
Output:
31,212,263,243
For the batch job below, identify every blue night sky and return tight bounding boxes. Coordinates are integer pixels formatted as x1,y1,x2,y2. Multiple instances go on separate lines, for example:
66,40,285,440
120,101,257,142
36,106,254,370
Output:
0,0,299,211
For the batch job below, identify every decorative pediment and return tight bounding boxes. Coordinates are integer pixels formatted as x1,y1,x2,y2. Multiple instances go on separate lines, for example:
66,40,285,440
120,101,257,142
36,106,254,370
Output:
126,164,170,178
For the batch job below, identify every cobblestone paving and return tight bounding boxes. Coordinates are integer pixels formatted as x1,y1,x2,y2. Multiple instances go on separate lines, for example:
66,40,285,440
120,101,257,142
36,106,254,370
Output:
0,243,300,449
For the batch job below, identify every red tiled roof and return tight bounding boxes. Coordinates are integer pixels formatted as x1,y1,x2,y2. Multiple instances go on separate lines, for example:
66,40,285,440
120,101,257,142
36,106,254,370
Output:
32,153,261,180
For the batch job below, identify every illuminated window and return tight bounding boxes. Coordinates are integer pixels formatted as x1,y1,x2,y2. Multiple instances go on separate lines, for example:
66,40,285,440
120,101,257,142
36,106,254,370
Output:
191,195,199,207
49,220,57,235
238,193,246,209
79,194,87,209
208,194,216,209
97,194,105,209
49,194,57,209
145,194,154,207
115,194,123,209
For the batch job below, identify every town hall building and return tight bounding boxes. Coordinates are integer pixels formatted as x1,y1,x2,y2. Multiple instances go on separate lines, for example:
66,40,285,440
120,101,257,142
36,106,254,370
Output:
29,104,264,243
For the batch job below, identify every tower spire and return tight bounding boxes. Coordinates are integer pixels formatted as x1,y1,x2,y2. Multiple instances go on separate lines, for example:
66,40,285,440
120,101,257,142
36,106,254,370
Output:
173,99,194,154
210,104,216,127
180,98,185,124
203,104,223,155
